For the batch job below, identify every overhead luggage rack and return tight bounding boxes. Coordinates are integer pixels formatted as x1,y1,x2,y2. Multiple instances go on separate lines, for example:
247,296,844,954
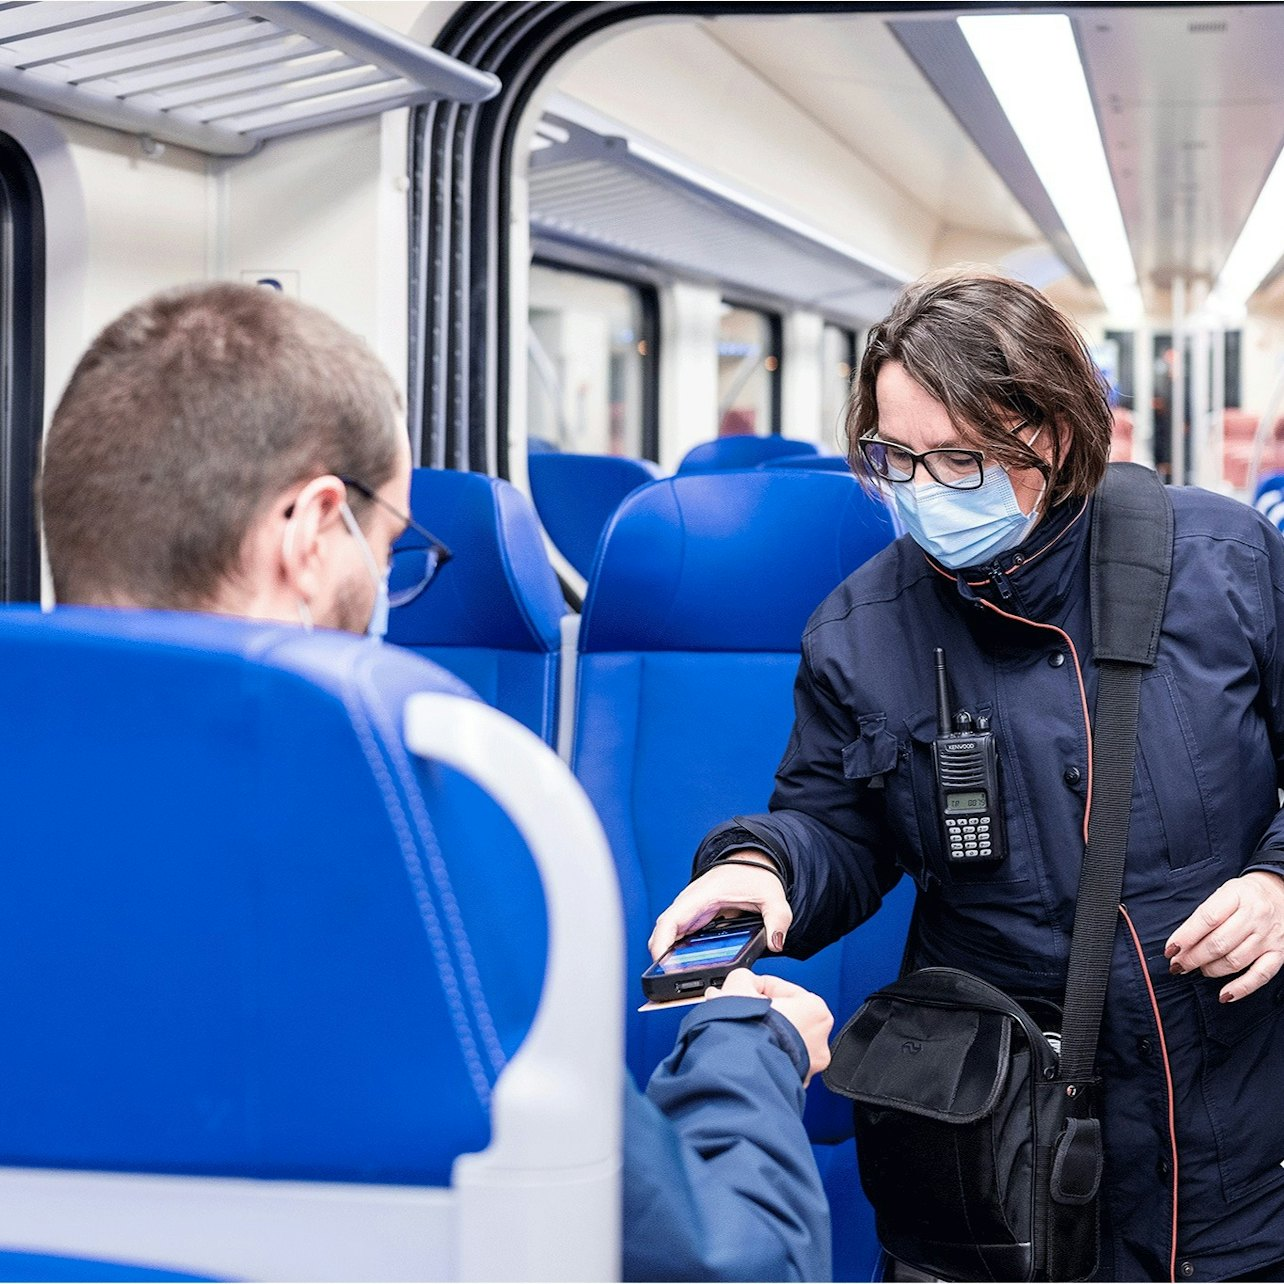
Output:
529,102,910,326
0,1,498,155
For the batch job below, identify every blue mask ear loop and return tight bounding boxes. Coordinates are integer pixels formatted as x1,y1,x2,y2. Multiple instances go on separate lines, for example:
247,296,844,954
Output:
338,500,390,640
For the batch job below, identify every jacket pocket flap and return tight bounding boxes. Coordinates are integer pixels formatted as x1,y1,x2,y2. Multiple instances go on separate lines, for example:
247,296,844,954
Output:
842,716,899,781
1050,1116,1103,1205
823,992,1012,1123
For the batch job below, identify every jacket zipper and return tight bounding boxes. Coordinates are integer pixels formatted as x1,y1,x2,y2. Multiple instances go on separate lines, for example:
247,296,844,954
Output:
985,560,1015,601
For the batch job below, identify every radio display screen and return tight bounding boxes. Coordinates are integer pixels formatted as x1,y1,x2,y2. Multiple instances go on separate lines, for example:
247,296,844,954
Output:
946,791,987,812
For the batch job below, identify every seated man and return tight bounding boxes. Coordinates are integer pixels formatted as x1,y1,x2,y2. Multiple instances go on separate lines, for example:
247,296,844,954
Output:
40,283,834,1283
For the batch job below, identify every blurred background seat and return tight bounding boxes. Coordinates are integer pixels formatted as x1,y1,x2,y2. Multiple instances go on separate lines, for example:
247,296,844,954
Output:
677,435,819,473
528,452,661,579
387,468,567,745
759,453,855,473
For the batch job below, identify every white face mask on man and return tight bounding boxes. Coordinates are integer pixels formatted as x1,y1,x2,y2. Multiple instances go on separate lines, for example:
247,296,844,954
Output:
338,501,391,640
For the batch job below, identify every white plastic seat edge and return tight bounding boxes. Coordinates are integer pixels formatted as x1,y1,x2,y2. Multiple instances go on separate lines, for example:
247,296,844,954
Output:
403,692,624,1283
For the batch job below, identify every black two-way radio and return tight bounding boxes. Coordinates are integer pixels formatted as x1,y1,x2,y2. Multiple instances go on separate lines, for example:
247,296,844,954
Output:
931,648,1006,865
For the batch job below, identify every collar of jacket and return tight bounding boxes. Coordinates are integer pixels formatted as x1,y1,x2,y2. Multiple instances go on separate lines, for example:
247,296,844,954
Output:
924,494,1092,622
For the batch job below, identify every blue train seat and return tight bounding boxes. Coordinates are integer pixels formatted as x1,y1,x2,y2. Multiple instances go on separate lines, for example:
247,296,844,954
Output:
528,452,661,579
676,435,818,473
759,453,855,473
387,468,566,745
1253,470,1284,525
0,607,621,1281
570,470,908,1281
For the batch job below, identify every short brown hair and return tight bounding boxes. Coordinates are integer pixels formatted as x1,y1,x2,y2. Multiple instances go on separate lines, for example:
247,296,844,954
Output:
41,283,402,608
846,268,1112,506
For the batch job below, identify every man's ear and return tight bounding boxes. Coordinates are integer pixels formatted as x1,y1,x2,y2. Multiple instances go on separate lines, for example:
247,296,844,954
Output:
279,475,347,603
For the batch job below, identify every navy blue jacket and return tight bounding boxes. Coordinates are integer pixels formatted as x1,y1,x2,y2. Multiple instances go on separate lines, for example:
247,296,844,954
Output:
624,996,831,1281
696,483,1284,1281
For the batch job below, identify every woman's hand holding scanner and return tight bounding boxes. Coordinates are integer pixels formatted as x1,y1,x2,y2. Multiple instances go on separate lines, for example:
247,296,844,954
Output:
648,852,793,962
707,969,834,1086
1165,871,1284,1001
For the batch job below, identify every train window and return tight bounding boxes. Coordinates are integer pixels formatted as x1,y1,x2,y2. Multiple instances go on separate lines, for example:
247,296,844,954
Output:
718,303,780,436
527,263,656,459
0,131,43,603
822,322,858,443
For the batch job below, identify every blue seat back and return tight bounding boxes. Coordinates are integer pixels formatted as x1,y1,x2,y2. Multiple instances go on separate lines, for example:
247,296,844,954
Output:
571,470,905,1278
0,607,548,1188
677,435,818,473
387,468,565,744
1254,470,1284,527
528,452,661,579
1253,470,1284,506
760,453,854,473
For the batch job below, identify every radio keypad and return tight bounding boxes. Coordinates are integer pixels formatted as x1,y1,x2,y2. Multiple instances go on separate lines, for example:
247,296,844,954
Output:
946,813,993,860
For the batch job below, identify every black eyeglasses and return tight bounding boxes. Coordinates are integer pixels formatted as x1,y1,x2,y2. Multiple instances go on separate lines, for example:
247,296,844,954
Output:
858,436,985,490
857,427,1035,492
337,475,453,608
859,420,1040,491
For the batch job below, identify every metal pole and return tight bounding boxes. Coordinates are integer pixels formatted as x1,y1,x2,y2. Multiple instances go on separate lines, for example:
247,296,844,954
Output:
1133,324,1154,468
1172,278,1187,485
1211,322,1226,490
1191,315,1210,487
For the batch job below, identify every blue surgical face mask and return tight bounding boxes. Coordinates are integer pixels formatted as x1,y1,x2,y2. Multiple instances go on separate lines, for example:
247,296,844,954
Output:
339,501,390,640
891,434,1045,571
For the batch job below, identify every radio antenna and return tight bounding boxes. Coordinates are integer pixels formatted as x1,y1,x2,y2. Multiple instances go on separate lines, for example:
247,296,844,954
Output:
934,648,952,736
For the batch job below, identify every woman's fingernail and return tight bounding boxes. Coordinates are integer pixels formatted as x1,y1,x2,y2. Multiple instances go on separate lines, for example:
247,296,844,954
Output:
1221,992,1236,1004
1169,962,1183,975
771,931,784,951
1164,943,1181,959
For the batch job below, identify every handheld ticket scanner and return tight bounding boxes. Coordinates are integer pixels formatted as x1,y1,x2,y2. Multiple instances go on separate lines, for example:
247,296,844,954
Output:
932,648,1006,865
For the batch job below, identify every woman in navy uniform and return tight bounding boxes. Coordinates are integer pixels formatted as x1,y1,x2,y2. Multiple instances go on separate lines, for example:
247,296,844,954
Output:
651,268,1284,1282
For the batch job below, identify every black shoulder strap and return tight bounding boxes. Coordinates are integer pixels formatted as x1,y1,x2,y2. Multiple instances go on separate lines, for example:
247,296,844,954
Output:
1058,463,1173,1084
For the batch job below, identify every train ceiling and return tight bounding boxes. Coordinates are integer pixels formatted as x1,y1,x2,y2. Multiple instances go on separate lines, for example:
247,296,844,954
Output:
545,3,1284,316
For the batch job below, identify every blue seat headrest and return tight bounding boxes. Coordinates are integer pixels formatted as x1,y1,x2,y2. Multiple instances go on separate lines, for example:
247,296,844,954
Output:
387,469,564,653
677,436,818,474
759,454,854,473
579,471,894,653
528,453,661,579
1254,470,1284,504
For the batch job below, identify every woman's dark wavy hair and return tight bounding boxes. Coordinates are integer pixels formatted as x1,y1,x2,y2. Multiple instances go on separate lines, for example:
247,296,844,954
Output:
845,267,1113,507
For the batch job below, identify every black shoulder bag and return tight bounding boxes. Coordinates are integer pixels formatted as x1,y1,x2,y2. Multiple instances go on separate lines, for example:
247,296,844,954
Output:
822,463,1174,1283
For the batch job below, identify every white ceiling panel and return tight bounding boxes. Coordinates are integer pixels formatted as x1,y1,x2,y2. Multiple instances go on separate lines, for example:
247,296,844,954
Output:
1079,4,1284,289
701,12,1040,243
557,5,1284,309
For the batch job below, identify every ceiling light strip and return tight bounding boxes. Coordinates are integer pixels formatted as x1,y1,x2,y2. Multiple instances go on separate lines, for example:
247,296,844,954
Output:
1213,144,1284,309
959,13,1141,319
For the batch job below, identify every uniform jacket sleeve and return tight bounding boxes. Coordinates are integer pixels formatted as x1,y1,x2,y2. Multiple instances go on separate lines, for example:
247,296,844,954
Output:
693,636,902,958
1245,512,1284,869
622,995,831,1283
